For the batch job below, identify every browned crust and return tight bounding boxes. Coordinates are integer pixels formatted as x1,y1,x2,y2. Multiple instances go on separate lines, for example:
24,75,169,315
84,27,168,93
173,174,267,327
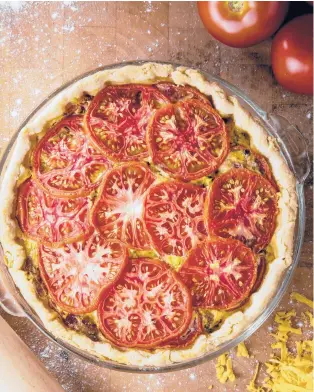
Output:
0,63,297,366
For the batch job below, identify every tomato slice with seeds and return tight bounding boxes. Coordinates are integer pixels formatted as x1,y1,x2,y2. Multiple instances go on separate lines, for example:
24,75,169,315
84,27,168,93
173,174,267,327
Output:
143,181,207,257
159,312,202,348
91,162,156,249
253,152,278,192
33,115,111,198
39,234,128,314
98,258,192,348
16,179,91,246
155,82,211,105
147,99,229,181
85,84,169,162
179,238,257,310
207,168,278,252
222,145,279,191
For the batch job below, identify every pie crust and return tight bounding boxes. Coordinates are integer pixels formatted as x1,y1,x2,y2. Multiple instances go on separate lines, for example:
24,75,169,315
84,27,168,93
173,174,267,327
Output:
0,63,297,366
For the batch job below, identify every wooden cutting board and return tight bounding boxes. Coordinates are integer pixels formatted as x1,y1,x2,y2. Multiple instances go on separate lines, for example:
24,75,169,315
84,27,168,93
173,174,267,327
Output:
0,2,312,391
0,316,64,392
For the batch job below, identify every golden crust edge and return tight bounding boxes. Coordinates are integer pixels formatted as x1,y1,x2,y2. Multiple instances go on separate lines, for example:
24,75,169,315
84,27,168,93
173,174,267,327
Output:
0,62,297,366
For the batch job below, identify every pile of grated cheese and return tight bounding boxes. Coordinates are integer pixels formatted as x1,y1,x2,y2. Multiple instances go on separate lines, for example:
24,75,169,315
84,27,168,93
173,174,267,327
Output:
215,353,236,384
263,339,313,391
214,292,313,391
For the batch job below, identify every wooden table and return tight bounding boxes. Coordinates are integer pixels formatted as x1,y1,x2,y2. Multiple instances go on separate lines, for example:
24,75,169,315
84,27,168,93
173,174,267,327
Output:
0,2,312,391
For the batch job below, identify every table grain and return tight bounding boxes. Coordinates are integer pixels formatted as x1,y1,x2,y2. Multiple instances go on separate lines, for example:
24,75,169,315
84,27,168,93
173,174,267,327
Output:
0,2,312,391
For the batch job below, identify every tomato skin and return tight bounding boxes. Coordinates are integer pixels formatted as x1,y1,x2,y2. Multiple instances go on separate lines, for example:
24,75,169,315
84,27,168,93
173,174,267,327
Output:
33,115,111,198
39,234,128,314
272,14,313,95
179,237,257,310
154,82,211,105
16,179,92,246
98,258,192,348
197,1,289,48
206,168,278,252
147,99,229,181
143,181,207,257
158,312,202,348
91,162,156,250
85,84,169,162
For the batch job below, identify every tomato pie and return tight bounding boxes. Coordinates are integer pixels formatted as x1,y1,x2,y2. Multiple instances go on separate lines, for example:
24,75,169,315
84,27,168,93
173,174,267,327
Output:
0,63,297,366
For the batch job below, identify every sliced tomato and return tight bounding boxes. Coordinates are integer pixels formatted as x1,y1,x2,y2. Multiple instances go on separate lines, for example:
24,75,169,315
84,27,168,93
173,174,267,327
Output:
33,115,111,198
207,168,278,252
253,153,278,191
147,99,229,181
223,145,279,191
252,253,266,293
179,238,257,310
98,258,192,348
91,162,156,249
143,181,207,257
39,234,128,314
155,82,211,105
16,179,91,246
226,253,267,308
159,312,202,348
85,84,169,162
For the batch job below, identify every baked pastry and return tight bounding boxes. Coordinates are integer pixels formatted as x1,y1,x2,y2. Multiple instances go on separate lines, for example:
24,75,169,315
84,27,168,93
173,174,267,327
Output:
0,63,297,366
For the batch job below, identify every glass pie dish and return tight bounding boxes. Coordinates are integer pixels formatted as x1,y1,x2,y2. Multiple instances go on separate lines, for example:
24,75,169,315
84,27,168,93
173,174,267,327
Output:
0,61,310,373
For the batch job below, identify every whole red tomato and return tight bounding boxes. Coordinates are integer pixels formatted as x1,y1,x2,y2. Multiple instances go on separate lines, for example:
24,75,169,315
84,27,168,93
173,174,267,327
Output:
197,1,290,48
272,14,313,95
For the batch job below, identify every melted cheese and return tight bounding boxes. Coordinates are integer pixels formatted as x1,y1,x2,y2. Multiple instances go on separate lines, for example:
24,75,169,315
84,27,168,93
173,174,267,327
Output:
191,176,213,187
24,238,39,266
164,255,185,271
199,308,230,332
265,244,275,264
16,165,32,187
234,129,251,148
218,150,247,174
129,249,158,259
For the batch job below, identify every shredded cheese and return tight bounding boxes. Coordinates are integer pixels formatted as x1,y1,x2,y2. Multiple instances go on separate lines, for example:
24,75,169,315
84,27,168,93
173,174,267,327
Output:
291,293,314,309
271,310,301,343
302,311,314,327
245,292,313,392
237,341,250,358
264,339,313,391
247,363,264,392
215,353,236,384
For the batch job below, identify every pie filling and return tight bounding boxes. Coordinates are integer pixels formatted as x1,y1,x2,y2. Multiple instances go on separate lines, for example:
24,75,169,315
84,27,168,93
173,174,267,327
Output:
15,82,279,351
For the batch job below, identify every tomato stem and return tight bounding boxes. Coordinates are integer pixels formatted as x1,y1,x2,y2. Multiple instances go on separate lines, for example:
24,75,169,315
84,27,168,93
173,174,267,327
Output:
227,1,244,13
